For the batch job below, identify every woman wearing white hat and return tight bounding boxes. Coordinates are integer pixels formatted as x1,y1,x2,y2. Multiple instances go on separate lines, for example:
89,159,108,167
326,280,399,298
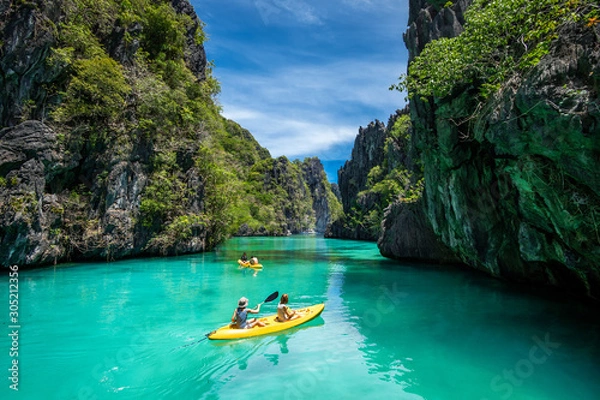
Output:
231,297,266,329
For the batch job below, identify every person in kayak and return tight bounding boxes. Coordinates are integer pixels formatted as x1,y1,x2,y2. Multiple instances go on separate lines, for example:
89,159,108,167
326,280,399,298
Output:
276,294,303,322
231,297,266,329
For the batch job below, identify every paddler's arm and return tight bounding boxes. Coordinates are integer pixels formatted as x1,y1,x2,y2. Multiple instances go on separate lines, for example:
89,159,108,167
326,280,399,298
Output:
248,303,261,314
285,306,296,318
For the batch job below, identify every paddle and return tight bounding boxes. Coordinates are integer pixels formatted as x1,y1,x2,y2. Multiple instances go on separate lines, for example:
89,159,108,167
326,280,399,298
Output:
259,291,279,305
174,291,279,350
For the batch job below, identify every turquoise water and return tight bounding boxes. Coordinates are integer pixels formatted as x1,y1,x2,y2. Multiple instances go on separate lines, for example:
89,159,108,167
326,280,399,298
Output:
2,236,599,399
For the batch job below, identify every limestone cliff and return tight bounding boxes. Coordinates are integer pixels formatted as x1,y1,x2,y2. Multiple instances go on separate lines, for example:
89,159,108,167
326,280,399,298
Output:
327,106,456,260
381,0,600,299
235,156,340,236
300,157,342,233
326,120,388,240
327,109,435,246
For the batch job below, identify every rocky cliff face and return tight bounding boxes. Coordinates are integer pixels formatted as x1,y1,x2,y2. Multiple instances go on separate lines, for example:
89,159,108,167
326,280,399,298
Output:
169,0,207,80
403,0,471,63
236,156,340,236
327,106,457,260
327,120,387,240
0,121,64,264
0,0,206,128
379,200,458,263
386,0,600,299
378,1,471,263
0,0,62,126
301,157,341,233
339,121,387,212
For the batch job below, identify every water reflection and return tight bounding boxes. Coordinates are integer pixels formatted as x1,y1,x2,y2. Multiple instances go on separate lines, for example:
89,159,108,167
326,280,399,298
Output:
238,265,261,277
263,335,290,366
337,260,600,400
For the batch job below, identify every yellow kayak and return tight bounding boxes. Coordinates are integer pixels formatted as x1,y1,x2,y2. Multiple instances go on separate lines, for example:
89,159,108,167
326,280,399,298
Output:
238,259,263,269
207,303,325,340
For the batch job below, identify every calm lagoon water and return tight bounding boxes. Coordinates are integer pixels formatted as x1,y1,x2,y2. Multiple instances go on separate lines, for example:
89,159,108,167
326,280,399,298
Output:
2,235,599,399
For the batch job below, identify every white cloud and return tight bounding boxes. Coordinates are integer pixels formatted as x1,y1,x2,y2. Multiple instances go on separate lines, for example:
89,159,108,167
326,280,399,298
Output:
341,0,373,8
223,107,358,159
253,0,322,25
216,58,407,159
341,0,398,9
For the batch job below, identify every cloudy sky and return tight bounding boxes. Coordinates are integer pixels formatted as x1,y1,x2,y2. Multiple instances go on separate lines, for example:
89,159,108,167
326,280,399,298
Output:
190,0,410,180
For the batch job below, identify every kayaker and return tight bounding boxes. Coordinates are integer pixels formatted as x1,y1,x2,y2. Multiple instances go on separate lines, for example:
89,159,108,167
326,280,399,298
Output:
240,252,248,262
231,297,266,329
276,294,302,322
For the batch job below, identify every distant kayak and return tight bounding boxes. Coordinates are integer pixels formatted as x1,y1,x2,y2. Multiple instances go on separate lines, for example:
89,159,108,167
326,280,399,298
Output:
238,259,263,269
207,303,325,340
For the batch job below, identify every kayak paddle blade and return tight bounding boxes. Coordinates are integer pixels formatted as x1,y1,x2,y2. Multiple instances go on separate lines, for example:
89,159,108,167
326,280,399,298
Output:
264,291,279,303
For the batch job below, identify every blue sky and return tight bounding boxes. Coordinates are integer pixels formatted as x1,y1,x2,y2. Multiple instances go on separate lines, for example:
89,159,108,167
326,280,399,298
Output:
190,0,409,180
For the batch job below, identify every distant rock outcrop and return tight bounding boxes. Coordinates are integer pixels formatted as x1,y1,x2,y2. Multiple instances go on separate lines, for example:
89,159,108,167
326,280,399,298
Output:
326,120,387,240
236,156,341,236
329,108,457,261
300,157,341,233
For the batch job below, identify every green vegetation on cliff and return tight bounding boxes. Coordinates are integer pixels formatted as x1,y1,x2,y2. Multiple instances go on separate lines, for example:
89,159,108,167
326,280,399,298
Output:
356,114,422,238
238,157,314,235
396,0,599,100
46,0,240,253
331,111,422,240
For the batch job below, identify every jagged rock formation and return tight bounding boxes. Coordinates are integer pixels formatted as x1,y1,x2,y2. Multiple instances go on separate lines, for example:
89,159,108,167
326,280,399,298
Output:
380,0,600,299
403,0,471,64
170,0,207,80
300,157,342,233
236,156,340,236
326,120,387,240
327,107,457,260
339,121,387,213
